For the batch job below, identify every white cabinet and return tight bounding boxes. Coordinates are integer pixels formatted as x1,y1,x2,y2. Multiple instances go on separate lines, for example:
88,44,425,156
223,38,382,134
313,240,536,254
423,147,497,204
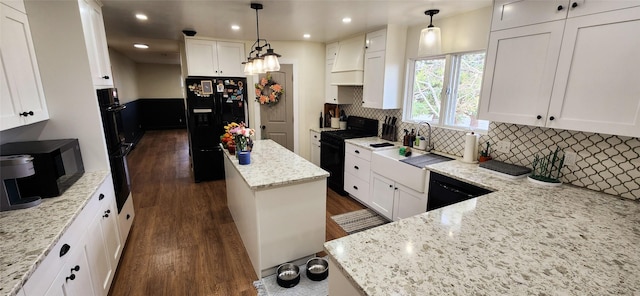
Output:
370,172,427,221
325,42,339,103
362,25,407,109
117,193,135,244
344,143,372,205
331,34,365,85
480,4,640,137
310,130,320,166
184,38,245,77
0,2,49,131
78,0,113,88
23,177,123,296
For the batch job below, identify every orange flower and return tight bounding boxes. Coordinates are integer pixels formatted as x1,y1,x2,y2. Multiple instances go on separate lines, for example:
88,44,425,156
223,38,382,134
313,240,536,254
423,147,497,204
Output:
269,93,276,101
260,78,268,87
270,84,282,93
259,95,268,104
255,89,261,96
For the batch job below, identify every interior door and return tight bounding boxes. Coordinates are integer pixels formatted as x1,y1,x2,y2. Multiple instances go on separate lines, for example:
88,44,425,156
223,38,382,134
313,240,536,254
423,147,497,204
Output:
259,64,294,151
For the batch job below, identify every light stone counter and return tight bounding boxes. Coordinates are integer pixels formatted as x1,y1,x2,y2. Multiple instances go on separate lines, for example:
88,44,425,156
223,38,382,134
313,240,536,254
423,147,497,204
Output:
222,139,328,190
0,171,110,296
324,160,640,295
310,127,340,133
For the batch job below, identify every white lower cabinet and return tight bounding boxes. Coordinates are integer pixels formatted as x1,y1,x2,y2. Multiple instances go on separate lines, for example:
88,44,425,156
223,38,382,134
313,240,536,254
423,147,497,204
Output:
344,143,372,206
310,131,321,166
370,172,428,221
117,193,135,244
23,176,123,296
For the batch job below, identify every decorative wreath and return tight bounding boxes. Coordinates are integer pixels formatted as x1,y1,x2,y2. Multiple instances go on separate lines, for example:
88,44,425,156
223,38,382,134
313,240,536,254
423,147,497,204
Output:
255,74,284,106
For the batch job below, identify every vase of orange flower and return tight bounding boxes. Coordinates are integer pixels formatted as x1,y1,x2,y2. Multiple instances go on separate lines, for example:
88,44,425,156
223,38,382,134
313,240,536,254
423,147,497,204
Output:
255,74,284,106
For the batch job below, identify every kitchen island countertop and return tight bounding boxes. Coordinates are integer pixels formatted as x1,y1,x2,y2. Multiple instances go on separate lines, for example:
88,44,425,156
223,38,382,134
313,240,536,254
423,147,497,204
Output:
222,139,329,190
324,160,640,295
0,171,110,296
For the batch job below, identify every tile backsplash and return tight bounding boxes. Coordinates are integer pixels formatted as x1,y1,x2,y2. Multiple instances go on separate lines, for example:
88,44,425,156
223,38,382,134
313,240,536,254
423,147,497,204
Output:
339,87,639,200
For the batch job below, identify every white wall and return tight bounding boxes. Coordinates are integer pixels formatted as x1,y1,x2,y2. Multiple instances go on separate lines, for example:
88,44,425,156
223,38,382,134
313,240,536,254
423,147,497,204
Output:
405,6,492,58
136,63,183,99
109,48,139,104
3,0,110,172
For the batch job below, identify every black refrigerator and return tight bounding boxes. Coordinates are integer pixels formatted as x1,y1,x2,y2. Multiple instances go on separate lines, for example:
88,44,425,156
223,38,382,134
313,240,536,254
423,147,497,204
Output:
96,88,132,213
185,76,248,182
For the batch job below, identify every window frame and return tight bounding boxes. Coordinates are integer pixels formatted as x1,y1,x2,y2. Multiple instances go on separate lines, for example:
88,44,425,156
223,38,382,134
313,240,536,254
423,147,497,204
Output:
403,50,488,132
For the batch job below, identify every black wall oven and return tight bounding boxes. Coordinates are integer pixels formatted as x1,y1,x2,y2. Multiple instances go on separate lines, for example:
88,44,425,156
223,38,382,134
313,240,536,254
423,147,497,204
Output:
320,116,378,195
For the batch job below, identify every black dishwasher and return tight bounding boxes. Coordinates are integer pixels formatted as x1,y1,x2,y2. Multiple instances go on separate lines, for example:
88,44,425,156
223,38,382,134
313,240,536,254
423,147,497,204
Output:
427,172,492,211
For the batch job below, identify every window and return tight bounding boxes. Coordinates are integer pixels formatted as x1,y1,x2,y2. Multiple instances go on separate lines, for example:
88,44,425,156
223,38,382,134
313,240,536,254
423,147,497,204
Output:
405,51,489,131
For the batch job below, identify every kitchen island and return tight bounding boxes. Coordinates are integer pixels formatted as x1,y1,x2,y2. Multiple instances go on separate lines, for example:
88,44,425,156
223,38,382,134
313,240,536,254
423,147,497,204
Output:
325,160,640,295
222,139,329,277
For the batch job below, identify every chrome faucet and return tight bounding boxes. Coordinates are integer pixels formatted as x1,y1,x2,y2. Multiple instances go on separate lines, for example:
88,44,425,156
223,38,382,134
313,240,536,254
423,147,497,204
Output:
418,122,434,152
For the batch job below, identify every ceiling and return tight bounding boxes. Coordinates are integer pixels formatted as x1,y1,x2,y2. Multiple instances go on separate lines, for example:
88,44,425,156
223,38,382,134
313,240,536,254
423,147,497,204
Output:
101,0,491,65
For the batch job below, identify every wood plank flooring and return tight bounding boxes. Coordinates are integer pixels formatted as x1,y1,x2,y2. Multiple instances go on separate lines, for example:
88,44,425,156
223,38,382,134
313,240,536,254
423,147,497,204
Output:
108,129,365,296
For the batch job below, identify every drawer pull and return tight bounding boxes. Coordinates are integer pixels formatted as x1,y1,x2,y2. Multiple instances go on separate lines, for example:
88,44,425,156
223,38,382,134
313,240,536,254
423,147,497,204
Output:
557,5,564,10
66,274,75,282
126,214,131,220
354,150,360,154
71,265,80,272
98,193,105,200
353,185,358,190
60,244,70,257
354,166,359,170
571,2,578,8
103,209,111,218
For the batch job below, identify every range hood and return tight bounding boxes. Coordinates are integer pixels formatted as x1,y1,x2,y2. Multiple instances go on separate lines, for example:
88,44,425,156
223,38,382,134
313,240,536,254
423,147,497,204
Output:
331,34,365,86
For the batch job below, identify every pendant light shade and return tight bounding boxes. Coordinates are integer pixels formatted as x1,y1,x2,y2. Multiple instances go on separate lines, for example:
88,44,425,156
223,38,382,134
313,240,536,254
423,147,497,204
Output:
418,9,442,56
243,3,282,74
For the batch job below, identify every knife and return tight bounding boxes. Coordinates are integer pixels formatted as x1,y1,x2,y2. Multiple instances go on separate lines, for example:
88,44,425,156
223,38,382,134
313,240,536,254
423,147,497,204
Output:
382,116,389,138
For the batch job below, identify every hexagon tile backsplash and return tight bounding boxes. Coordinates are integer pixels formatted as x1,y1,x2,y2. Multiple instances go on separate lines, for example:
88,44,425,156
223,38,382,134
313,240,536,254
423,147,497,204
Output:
339,88,639,200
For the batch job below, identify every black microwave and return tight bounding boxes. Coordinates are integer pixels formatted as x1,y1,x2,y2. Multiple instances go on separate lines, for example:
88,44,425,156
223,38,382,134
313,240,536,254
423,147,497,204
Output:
0,139,85,198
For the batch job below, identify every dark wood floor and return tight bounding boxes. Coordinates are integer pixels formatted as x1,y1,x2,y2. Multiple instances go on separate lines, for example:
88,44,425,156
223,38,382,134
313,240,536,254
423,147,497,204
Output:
108,129,365,296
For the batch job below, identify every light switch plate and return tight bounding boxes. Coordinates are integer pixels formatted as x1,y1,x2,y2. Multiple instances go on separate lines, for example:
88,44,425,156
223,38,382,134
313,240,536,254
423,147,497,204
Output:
495,140,511,153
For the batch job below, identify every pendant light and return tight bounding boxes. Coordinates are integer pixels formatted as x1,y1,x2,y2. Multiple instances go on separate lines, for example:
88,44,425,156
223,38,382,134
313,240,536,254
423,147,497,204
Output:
418,9,442,56
243,3,281,75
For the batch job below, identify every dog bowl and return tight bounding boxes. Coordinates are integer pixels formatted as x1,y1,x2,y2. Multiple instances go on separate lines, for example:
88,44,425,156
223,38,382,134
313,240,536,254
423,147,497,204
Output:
306,257,329,281
276,263,300,288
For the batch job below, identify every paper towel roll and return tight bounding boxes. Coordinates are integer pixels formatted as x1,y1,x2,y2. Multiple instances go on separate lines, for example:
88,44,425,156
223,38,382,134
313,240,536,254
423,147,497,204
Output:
462,133,479,163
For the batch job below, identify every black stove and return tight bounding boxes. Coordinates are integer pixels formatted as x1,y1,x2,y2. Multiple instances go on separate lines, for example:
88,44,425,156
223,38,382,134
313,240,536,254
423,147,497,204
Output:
320,116,378,195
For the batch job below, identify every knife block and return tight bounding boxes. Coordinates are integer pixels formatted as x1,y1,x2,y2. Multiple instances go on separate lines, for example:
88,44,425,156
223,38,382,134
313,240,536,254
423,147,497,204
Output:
381,124,396,141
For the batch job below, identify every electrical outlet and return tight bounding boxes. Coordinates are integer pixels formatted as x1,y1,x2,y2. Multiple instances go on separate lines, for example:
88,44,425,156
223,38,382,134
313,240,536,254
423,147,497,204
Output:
564,151,577,167
495,140,511,153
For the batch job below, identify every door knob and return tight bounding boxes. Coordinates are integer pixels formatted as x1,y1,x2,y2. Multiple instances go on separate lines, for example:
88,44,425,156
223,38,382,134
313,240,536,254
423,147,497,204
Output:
261,125,266,130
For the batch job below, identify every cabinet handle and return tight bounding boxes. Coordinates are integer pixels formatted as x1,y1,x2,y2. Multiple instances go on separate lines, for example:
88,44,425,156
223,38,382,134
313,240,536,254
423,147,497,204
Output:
394,187,398,190
19,111,34,117
571,2,578,8
354,166,359,170
98,193,104,200
102,75,110,79
389,185,393,188
314,135,317,138
66,274,76,282
60,244,71,257
354,150,360,154
71,265,80,272
557,5,564,10
103,210,110,218
536,115,542,120
353,185,358,190
549,116,555,121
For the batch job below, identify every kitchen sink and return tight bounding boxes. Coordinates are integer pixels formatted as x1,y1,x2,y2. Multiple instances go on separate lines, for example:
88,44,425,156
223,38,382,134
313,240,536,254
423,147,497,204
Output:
371,148,430,193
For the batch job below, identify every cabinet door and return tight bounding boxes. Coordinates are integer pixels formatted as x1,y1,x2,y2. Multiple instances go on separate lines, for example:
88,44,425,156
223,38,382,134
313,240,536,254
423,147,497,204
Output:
85,209,112,296
547,6,640,137
216,41,245,77
185,39,218,76
101,198,121,283
491,0,568,31
0,4,49,130
365,29,386,52
79,0,112,87
362,50,385,109
478,21,564,126
369,173,394,220
393,185,427,221
567,0,640,18
310,131,321,166
325,60,338,103
44,247,95,296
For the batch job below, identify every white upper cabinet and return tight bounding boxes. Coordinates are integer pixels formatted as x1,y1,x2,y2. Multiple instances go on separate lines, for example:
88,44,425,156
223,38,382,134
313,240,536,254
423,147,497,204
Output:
566,0,640,18
325,42,339,103
184,38,245,77
362,25,407,109
546,6,640,136
491,0,569,31
480,3,640,137
0,2,49,131
78,0,113,88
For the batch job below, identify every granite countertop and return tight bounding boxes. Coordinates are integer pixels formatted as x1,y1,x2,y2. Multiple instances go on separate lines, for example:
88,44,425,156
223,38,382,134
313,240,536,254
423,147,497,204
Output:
324,160,640,295
309,127,340,133
223,139,329,190
0,171,110,296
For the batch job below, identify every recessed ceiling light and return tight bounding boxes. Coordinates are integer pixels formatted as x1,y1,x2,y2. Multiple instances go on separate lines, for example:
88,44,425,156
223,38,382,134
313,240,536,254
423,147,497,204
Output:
134,43,149,49
135,13,148,21
303,34,311,39
231,25,240,30
342,17,352,23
